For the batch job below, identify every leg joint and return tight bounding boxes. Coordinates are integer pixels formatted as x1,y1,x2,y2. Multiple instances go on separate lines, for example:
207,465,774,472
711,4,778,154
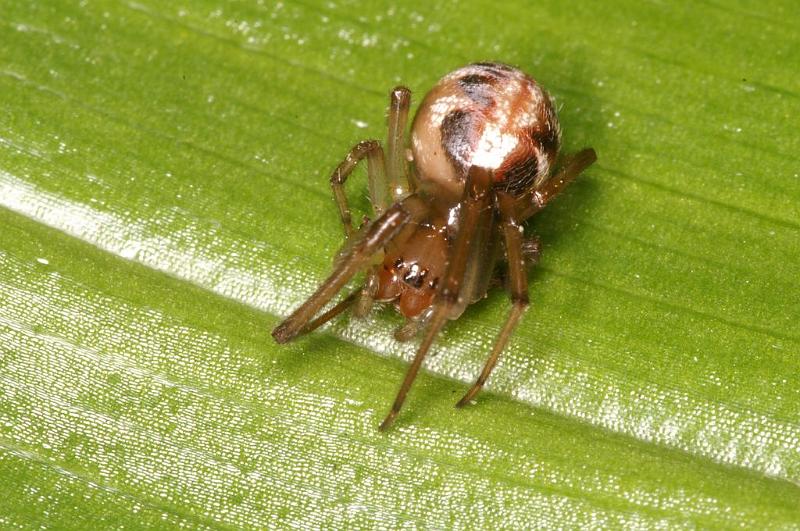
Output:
330,140,381,184
355,139,380,154
330,166,348,185
510,293,530,307
390,87,411,110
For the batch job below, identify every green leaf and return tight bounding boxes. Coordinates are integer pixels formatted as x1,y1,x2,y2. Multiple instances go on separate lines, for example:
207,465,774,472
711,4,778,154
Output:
1,0,799,527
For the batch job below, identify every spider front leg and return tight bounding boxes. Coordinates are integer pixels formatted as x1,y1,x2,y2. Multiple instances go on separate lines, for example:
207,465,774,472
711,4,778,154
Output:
456,191,530,407
272,194,428,344
293,289,361,337
379,166,493,431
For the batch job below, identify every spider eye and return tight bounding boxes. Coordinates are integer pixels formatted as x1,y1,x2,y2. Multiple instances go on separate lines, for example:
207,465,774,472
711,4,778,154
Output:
402,264,428,289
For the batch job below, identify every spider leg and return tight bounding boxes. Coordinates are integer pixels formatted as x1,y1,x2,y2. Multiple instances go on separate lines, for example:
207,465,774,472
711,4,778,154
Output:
342,87,416,315
352,265,380,318
456,191,532,407
386,87,414,199
379,166,493,431
272,194,428,344
522,234,541,269
330,140,389,237
455,195,498,315
452,150,596,406
519,147,597,221
296,289,360,336
393,317,424,342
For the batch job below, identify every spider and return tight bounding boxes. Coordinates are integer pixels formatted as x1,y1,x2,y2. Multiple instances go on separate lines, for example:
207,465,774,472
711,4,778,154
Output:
272,62,596,430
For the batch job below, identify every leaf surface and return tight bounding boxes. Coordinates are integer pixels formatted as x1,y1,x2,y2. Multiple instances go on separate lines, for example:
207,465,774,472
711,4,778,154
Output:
1,0,799,527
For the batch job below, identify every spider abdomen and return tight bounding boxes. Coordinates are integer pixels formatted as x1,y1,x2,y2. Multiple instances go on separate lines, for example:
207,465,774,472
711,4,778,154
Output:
411,62,561,200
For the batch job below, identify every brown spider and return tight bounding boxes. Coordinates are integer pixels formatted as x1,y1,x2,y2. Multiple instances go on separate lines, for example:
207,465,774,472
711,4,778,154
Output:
272,62,596,430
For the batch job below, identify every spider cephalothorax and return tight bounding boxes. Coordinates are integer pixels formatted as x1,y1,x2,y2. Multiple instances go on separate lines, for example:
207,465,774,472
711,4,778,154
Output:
272,62,596,430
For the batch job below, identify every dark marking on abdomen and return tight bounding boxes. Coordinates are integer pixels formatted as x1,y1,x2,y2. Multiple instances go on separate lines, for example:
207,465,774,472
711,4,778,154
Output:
458,74,496,108
440,109,482,177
